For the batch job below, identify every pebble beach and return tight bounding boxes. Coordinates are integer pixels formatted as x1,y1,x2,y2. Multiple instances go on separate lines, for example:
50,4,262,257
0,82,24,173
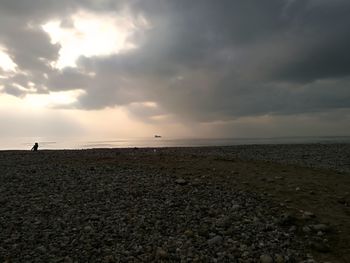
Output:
0,144,349,262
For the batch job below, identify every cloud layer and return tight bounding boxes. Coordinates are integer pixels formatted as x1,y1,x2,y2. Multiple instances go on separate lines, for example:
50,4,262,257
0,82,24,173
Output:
1,0,350,129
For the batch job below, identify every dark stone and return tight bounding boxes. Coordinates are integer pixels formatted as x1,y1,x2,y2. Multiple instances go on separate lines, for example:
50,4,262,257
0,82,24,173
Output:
278,213,297,226
310,241,331,253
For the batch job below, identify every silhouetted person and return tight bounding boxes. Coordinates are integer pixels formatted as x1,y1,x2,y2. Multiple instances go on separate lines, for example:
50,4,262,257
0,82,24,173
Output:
31,142,39,151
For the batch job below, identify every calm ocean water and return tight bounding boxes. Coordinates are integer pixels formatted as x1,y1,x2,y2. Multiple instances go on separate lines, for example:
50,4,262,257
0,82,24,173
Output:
1,136,350,150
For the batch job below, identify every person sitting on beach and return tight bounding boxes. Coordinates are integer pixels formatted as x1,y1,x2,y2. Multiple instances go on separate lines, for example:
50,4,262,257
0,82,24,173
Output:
31,142,39,151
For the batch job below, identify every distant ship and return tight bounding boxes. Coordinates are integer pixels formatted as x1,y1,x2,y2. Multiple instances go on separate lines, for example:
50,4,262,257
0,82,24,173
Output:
154,135,162,138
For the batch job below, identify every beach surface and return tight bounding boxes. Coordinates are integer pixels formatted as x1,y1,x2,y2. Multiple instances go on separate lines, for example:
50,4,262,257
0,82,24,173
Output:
0,144,349,262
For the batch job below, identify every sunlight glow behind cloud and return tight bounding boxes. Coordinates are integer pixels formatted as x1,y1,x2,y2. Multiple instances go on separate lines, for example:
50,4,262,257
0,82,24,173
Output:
42,10,149,69
24,89,85,108
0,48,17,72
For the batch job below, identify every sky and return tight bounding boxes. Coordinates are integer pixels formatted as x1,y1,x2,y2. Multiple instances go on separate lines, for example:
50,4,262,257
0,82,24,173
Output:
1,0,350,143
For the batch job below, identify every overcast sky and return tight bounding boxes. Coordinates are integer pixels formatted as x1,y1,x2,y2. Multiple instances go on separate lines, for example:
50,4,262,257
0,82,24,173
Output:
1,0,350,143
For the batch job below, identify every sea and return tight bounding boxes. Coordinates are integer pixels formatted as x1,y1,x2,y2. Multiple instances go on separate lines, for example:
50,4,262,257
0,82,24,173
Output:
1,136,350,150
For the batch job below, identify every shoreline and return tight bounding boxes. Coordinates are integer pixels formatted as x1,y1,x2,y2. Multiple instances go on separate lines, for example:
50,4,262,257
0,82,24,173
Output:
3,142,349,173
0,144,349,262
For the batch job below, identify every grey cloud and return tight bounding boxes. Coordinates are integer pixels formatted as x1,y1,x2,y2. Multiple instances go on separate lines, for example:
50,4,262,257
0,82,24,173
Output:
2,85,24,97
126,102,169,124
1,0,350,124
0,0,125,20
48,68,93,91
207,109,350,138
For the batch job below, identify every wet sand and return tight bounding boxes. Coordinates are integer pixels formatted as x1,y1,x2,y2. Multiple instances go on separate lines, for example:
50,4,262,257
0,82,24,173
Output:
0,144,349,262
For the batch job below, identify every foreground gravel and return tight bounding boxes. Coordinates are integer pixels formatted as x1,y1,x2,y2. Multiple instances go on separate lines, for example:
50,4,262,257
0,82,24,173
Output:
0,150,317,262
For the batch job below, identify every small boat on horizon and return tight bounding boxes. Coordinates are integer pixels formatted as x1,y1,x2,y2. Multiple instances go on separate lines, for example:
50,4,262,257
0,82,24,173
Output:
154,135,162,138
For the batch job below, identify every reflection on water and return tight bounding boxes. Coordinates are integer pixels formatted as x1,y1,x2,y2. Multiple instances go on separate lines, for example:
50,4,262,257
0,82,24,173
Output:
1,136,350,150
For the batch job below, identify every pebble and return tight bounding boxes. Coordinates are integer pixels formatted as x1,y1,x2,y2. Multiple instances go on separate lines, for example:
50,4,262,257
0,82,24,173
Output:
208,235,223,247
64,256,73,263
303,211,315,219
184,229,194,237
232,204,240,210
156,247,168,259
311,224,329,232
175,178,187,185
289,226,297,232
279,213,297,226
317,231,324,236
241,251,250,258
310,241,330,253
302,226,311,233
104,255,114,262
84,226,93,232
275,254,285,263
260,254,273,263
36,246,46,253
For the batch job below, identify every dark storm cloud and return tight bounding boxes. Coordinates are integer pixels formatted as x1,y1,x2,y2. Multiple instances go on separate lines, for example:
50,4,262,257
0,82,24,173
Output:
1,0,350,123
